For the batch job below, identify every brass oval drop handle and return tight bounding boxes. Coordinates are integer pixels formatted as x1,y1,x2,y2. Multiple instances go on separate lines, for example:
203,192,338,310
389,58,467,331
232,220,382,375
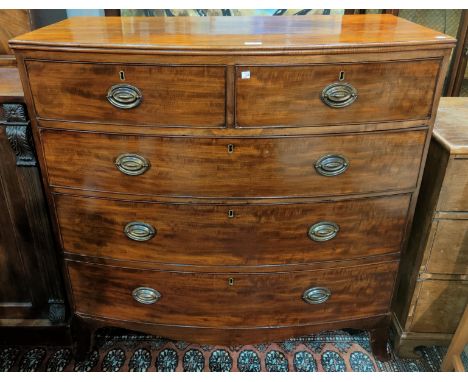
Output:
321,82,358,108
132,287,161,305
115,153,150,176
107,84,142,109
124,222,156,242
308,221,339,242
302,287,331,305
314,154,349,177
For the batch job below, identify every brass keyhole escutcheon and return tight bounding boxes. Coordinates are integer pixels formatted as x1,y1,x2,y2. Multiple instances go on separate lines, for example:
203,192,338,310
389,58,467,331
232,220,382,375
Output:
227,144,234,154
228,277,234,286
119,70,125,81
339,70,345,81
228,210,235,218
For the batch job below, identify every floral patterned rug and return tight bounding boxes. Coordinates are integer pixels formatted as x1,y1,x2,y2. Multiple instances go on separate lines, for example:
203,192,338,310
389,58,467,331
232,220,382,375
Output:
0,329,449,372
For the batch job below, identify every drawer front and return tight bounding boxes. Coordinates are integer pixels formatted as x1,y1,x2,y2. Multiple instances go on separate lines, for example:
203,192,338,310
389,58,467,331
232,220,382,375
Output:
236,60,440,127
68,260,398,327
56,194,410,265
26,61,226,127
437,159,468,211
410,280,468,333
42,129,426,198
425,219,468,275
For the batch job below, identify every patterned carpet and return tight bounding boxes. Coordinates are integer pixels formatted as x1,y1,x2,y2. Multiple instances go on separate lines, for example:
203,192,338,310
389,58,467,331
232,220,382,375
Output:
0,329,453,372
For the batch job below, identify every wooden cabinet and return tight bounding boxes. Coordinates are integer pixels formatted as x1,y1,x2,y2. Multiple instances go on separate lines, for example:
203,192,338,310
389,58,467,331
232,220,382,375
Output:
10,14,454,360
0,69,66,332
392,98,468,357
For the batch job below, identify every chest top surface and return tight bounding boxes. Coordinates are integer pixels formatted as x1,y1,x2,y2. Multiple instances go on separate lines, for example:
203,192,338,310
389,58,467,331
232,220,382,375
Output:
434,98,468,155
9,14,455,53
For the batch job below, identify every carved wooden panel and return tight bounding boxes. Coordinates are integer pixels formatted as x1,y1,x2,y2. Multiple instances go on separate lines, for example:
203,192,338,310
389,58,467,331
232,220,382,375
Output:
0,104,36,166
0,101,65,322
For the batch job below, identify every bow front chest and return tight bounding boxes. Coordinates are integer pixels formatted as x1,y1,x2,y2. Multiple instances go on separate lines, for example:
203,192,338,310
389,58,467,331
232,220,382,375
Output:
10,15,455,360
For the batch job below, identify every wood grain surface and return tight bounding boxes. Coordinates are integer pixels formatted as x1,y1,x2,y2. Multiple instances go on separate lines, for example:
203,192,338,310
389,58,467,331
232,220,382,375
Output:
236,60,440,127
0,105,64,320
433,98,468,154
9,14,454,352
437,158,468,211
10,15,455,52
391,97,468,356
0,10,32,55
0,68,24,103
55,193,410,266
423,219,468,275
409,280,468,333
41,129,427,198
26,61,226,127
67,259,398,328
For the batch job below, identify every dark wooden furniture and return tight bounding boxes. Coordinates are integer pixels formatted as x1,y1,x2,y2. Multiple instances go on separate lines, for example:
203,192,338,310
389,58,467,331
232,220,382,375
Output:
0,66,66,339
0,9,68,344
10,15,454,360
392,97,468,357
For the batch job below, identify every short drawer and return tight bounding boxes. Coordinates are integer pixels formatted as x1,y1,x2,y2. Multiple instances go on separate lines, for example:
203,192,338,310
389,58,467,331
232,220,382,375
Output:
42,129,426,198
26,61,226,127
56,193,409,265
423,218,468,275
67,260,398,328
236,60,440,127
437,159,468,211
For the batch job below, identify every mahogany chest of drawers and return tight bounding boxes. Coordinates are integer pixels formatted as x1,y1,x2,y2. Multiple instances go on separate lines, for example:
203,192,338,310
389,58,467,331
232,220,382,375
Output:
10,15,455,360
392,98,468,357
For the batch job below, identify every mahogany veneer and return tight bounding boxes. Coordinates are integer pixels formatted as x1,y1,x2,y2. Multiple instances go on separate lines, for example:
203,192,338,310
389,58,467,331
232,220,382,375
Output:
42,129,426,198
10,15,455,361
55,193,410,266
68,260,399,329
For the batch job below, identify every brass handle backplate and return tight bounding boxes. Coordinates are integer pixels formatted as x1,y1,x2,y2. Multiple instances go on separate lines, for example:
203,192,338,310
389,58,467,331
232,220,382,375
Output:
107,84,142,109
124,222,156,242
303,287,331,304
115,153,150,176
315,154,349,177
321,82,357,108
308,221,339,242
132,287,161,304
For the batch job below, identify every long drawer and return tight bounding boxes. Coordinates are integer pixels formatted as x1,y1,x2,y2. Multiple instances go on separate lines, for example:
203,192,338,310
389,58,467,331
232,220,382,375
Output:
236,60,440,127
56,193,409,265
67,260,398,328
26,61,226,127
42,129,426,198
